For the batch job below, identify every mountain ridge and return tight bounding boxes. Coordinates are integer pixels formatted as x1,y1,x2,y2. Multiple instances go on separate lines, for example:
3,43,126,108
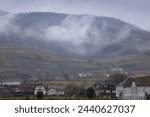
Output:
0,10,150,79
1,11,150,55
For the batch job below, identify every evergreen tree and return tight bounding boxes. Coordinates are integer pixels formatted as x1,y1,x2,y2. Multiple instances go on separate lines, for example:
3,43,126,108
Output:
36,91,43,100
86,87,96,99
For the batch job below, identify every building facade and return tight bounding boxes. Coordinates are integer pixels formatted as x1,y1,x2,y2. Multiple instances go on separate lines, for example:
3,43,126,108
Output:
93,80,116,98
116,76,150,100
47,86,65,96
34,86,47,95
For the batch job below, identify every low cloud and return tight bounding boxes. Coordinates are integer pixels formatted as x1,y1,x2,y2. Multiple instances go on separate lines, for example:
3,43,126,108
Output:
0,13,149,56
45,15,95,55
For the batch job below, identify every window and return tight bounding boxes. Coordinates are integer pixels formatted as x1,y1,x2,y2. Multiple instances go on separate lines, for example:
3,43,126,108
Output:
131,81,137,94
131,87,137,94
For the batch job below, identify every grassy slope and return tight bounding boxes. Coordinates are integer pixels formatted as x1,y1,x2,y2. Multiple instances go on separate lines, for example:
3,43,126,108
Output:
97,53,150,76
0,45,149,79
0,45,103,79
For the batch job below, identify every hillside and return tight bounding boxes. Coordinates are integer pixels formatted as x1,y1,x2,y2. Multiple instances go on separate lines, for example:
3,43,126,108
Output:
0,45,103,80
1,11,150,57
95,51,150,76
0,11,150,79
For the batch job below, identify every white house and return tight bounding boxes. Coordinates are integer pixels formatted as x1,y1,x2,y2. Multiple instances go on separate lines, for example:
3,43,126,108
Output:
48,89,57,96
47,86,65,96
34,86,47,95
78,73,92,78
2,81,21,86
116,76,150,100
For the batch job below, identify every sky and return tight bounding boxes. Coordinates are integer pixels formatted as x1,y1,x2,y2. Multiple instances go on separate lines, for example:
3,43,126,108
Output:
0,0,150,31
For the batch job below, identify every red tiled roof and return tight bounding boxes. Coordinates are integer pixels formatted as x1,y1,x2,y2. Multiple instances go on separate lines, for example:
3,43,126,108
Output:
124,76,150,87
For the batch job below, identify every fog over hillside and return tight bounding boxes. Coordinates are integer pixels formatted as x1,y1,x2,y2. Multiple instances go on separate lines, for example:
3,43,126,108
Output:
0,11,150,58
0,10,150,78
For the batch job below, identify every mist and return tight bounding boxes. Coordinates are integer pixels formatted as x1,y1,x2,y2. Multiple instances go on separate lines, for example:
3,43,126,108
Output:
0,12,149,56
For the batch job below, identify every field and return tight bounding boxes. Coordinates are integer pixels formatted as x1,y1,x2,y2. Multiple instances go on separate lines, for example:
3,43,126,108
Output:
0,44,149,80
0,45,104,79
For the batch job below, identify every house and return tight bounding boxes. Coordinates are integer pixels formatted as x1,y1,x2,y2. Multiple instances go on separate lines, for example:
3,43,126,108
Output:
0,80,22,97
18,82,40,96
78,73,92,78
34,86,47,95
2,81,21,86
47,86,65,96
93,80,116,98
116,76,150,100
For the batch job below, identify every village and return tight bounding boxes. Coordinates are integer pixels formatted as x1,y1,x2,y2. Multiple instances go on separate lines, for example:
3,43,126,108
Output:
0,67,150,100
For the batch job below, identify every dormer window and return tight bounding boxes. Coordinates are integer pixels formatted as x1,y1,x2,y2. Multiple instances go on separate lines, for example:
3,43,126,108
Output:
131,81,137,94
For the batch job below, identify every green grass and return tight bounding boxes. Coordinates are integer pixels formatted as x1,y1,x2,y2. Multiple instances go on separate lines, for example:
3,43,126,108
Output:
0,45,102,79
40,78,106,87
0,44,149,79
97,53,150,76
0,96,113,100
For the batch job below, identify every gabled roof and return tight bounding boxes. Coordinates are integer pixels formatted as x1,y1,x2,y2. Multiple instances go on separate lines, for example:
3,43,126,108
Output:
19,84,37,91
19,82,42,91
93,80,116,90
117,76,150,87
35,86,46,90
117,77,130,87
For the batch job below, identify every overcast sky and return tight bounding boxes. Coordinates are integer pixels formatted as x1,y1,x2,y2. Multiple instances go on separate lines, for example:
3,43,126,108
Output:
0,0,150,31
